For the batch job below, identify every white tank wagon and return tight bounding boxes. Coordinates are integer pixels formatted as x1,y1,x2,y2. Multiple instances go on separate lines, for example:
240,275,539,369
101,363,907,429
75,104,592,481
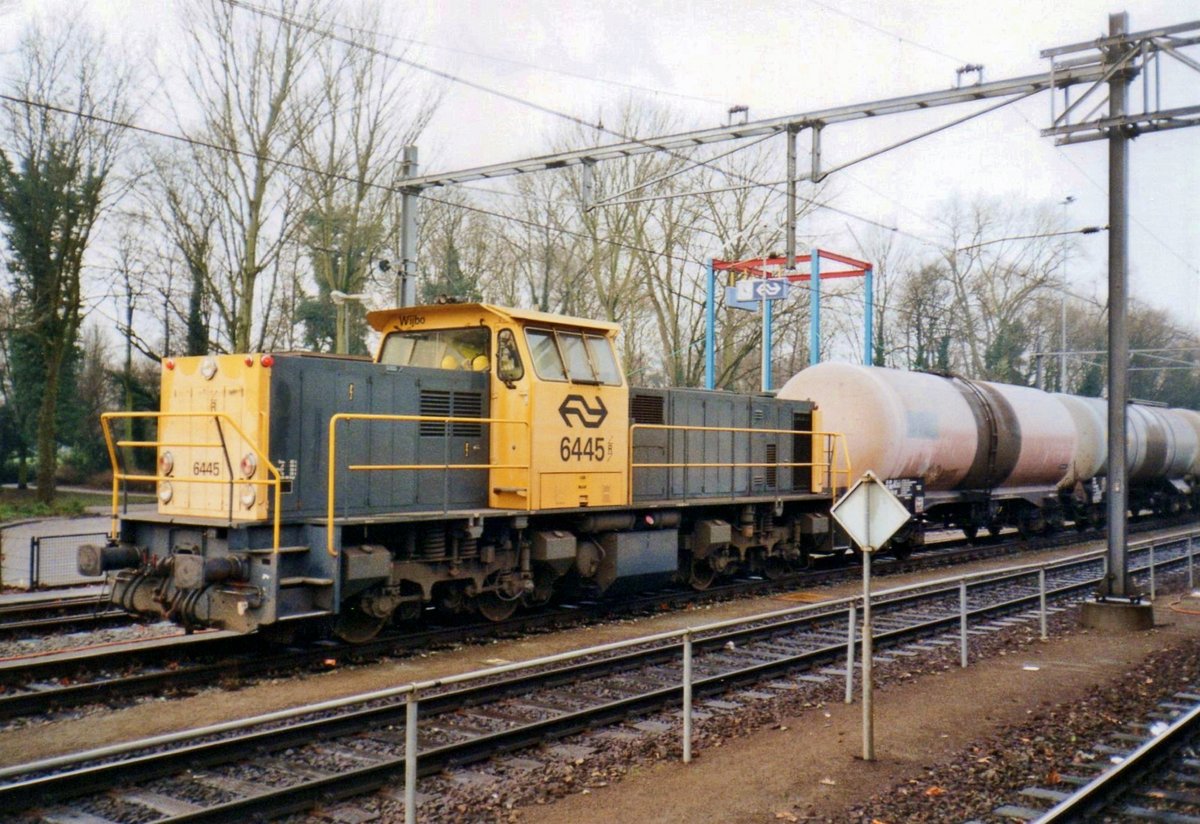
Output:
779,363,1200,553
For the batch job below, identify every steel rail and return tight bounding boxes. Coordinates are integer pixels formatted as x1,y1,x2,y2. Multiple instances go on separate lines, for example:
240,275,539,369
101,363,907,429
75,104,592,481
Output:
0,520,1181,722
1036,699,1200,821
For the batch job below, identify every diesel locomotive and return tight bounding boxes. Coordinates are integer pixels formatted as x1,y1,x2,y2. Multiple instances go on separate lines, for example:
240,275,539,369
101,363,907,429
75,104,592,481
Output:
81,303,848,641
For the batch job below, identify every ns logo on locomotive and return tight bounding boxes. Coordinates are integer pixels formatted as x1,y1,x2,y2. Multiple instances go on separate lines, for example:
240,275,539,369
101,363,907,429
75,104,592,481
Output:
80,302,846,642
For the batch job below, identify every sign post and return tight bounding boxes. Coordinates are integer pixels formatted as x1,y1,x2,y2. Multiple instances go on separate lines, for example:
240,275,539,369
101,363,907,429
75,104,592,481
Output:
829,470,911,762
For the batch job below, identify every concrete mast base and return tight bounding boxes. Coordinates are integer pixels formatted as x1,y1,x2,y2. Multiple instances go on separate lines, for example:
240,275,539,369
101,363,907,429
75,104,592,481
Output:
1080,599,1154,631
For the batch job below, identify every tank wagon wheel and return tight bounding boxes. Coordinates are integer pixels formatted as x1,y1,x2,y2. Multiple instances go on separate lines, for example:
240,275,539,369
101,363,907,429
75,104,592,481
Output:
763,556,789,581
334,600,388,643
961,524,979,543
888,538,914,561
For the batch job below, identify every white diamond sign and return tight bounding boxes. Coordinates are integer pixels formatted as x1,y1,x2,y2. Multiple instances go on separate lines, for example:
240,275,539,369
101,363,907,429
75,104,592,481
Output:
829,470,911,553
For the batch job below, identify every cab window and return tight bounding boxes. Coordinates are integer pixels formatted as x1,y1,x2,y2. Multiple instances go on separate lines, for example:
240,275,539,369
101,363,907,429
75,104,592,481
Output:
526,329,566,381
379,327,490,371
524,327,622,386
496,329,524,382
585,334,621,385
558,332,594,383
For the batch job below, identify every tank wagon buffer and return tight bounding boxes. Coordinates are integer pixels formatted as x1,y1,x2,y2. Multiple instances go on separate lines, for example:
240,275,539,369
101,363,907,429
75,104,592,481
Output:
778,362,1200,553
81,303,847,641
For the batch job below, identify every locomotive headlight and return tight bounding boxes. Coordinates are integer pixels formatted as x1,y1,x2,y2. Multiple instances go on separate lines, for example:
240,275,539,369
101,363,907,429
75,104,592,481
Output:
158,481,174,504
240,484,257,509
159,451,174,477
200,357,218,380
239,452,257,478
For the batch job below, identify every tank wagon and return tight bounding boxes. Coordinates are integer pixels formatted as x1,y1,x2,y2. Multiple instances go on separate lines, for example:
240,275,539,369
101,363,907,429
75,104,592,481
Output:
778,362,1200,551
81,303,847,640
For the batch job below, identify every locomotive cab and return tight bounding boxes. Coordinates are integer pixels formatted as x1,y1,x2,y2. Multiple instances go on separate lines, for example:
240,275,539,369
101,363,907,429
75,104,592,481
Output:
368,303,630,512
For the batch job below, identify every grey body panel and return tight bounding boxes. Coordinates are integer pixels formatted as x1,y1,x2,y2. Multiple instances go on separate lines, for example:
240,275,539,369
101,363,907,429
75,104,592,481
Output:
629,388,814,504
269,355,490,518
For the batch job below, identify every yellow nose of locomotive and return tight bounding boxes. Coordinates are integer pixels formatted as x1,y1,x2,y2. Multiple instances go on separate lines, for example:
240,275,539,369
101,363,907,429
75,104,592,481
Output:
157,354,273,521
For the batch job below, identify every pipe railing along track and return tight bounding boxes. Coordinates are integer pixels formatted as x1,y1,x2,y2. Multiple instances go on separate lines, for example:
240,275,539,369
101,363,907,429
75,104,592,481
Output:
1,528,1196,823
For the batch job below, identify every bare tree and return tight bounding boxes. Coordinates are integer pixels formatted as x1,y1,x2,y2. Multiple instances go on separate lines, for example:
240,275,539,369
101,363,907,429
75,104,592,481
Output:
933,197,1068,382
296,2,439,353
0,18,132,501
163,0,328,354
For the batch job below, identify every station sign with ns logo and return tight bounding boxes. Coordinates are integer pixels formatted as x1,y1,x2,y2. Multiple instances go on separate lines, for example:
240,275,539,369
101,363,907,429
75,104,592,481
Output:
734,278,791,303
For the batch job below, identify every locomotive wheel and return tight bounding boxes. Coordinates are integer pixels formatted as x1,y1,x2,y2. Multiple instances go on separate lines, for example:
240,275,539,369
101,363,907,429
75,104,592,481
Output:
763,556,788,581
393,598,423,623
688,557,716,590
334,603,387,643
477,592,519,622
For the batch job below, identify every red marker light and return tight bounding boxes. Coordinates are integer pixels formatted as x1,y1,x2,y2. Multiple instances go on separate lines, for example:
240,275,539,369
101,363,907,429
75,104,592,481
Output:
244,356,254,367
164,359,175,370
260,354,274,368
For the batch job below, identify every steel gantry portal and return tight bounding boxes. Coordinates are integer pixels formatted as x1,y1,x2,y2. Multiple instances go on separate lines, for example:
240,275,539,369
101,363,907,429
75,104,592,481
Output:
392,61,1111,293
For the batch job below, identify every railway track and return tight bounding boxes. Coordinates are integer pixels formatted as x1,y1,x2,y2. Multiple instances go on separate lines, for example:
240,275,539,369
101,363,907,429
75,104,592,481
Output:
0,525,1085,721
0,590,129,638
0,532,1193,823
0,519,1183,723
992,688,1200,822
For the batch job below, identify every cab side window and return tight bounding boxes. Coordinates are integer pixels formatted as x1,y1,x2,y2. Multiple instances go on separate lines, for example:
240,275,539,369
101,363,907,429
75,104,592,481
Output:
585,334,621,385
523,327,622,385
558,332,595,383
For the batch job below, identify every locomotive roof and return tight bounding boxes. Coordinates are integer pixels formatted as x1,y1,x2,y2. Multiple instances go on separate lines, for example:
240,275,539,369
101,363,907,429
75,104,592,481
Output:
367,302,621,335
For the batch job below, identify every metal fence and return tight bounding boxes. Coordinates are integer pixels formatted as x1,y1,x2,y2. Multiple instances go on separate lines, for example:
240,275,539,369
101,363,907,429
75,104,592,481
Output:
27,532,108,589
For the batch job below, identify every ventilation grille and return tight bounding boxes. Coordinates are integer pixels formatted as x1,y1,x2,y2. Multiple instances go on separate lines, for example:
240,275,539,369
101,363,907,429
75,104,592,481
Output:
419,390,483,437
631,393,665,425
766,443,778,488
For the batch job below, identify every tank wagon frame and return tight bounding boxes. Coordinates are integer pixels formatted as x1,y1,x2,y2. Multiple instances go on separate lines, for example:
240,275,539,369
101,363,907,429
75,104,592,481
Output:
83,303,850,641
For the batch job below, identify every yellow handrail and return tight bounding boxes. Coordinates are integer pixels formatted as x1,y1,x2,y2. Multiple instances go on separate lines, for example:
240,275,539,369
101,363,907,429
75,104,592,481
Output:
627,423,852,505
99,411,283,551
326,413,531,556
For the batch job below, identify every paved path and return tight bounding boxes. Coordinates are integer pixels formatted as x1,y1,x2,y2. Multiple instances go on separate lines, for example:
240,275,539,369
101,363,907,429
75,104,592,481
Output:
1,515,118,589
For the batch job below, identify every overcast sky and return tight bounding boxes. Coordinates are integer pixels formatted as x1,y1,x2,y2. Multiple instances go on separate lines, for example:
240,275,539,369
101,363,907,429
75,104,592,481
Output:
5,0,1199,331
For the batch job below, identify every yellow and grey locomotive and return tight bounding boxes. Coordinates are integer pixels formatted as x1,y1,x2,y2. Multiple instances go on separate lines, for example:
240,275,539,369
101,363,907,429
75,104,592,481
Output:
81,303,848,641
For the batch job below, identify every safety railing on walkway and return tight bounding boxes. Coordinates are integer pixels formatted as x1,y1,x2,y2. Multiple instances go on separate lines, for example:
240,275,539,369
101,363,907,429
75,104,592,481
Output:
628,424,852,502
326,413,532,556
99,411,283,550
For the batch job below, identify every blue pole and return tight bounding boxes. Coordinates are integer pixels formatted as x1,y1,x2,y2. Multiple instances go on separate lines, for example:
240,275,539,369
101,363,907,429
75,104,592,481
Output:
763,293,773,392
864,266,874,365
705,259,715,389
809,251,821,366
